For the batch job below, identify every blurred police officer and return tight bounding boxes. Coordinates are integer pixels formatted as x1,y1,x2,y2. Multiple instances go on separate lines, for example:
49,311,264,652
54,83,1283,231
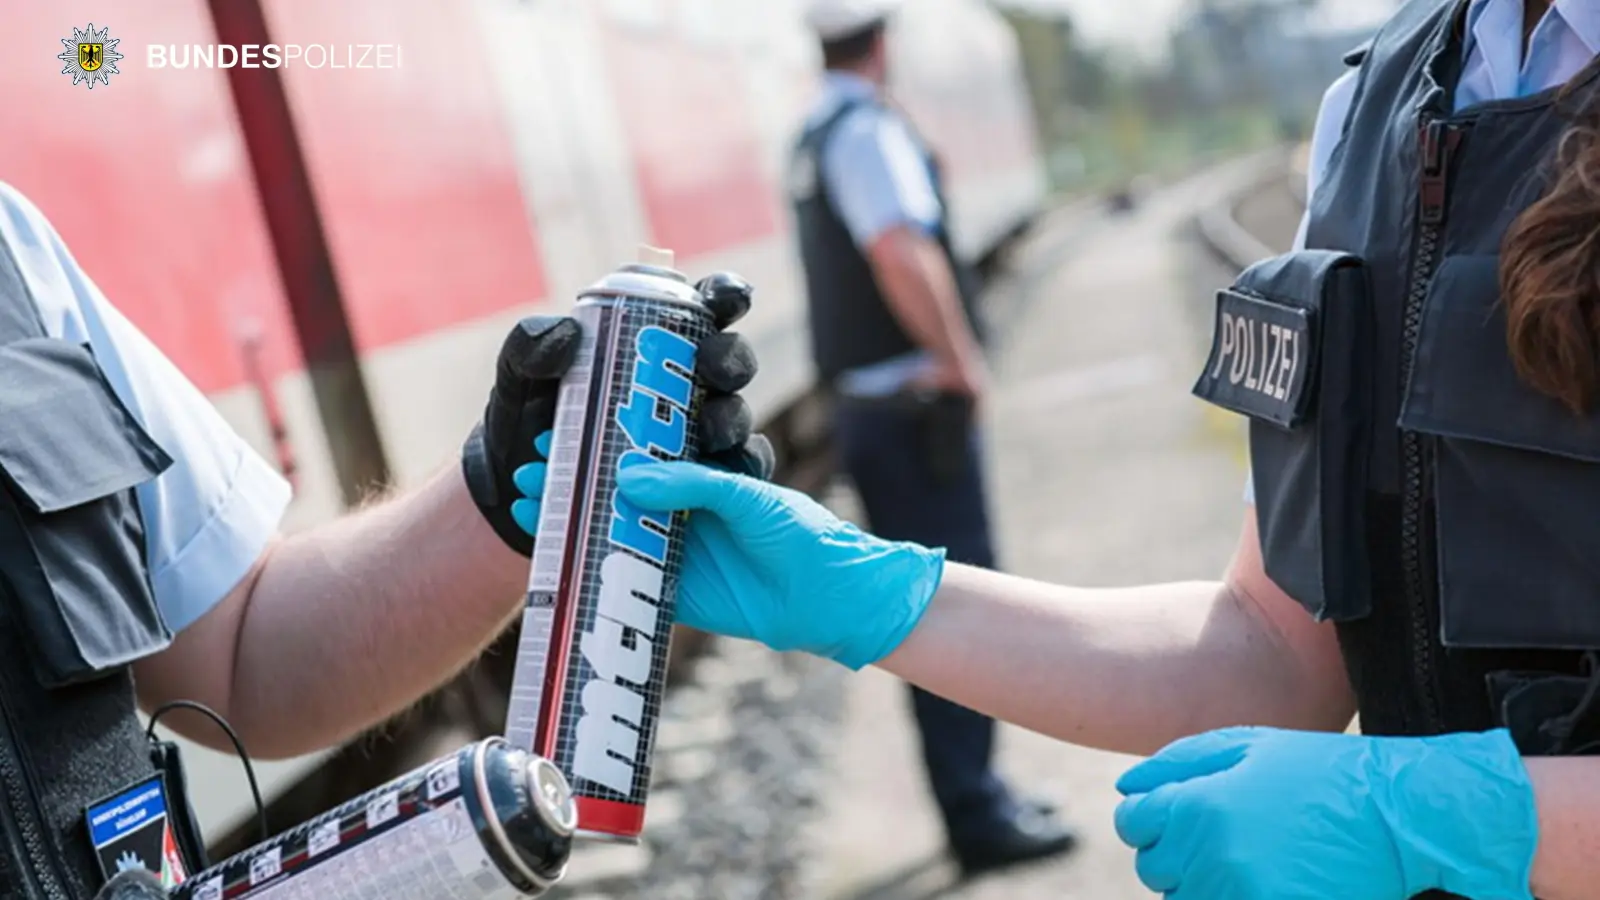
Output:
788,0,1078,876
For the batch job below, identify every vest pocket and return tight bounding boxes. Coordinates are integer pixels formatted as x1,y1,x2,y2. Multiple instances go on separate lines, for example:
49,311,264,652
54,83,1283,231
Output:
1400,253,1600,649
1192,249,1374,621
0,338,174,686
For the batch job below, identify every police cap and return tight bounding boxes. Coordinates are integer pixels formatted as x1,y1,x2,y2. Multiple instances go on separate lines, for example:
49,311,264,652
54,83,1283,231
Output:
804,0,904,41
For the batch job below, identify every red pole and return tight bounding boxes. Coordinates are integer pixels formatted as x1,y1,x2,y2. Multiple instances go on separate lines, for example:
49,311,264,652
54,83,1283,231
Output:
205,0,392,505
236,318,299,493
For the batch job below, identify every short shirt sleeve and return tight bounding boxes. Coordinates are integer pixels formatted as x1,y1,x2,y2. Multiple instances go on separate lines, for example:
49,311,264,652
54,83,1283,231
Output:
1245,69,1360,506
0,182,291,632
819,105,943,248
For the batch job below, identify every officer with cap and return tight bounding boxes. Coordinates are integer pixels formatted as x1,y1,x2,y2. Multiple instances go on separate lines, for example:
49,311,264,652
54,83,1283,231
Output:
509,0,1600,896
0,180,766,900
781,0,1079,877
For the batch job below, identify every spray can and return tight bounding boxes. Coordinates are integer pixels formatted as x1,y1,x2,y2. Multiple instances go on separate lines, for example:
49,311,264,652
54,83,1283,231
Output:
169,738,576,899
505,247,716,843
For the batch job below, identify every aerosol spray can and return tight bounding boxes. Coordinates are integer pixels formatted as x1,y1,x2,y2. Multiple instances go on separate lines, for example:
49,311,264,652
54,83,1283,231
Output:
505,247,721,843
169,738,576,899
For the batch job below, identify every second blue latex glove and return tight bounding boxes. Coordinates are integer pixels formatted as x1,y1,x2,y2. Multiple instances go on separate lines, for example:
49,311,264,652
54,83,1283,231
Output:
1113,726,1538,900
512,454,944,670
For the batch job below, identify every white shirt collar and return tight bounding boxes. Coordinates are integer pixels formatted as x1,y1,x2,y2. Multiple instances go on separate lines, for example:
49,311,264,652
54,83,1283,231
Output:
823,69,880,102
1463,0,1600,96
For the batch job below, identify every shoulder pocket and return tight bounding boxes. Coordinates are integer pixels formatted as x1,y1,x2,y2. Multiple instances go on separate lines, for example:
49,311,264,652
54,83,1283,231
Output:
1399,254,1600,649
1193,250,1374,621
0,338,174,686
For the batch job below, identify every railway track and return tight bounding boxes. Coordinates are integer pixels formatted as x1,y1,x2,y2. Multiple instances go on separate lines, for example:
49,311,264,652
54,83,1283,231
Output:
1196,148,1308,271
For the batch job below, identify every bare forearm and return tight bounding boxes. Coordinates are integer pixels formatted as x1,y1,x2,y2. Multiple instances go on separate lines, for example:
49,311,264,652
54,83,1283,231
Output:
869,229,981,366
229,466,525,758
879,564,1354,756
1527,757,1600,899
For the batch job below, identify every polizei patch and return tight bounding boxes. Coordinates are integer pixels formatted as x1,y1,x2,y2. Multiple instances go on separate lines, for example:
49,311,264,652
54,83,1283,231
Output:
1192,288,1316,428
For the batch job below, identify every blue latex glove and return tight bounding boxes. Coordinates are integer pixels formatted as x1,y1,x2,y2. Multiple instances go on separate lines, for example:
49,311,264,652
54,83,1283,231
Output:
1113,726,1538,900
512,454,944,670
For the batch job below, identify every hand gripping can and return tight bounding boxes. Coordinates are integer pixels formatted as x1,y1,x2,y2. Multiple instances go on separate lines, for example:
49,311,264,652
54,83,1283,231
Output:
169,738,577,900
505,247,715,843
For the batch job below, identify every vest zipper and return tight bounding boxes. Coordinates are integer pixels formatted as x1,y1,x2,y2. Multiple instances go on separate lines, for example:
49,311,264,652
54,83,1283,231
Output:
1400,117,1463,734
0,683,70,900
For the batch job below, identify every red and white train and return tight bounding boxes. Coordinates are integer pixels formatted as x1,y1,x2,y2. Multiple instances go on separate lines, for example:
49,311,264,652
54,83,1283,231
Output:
0,0,1047,850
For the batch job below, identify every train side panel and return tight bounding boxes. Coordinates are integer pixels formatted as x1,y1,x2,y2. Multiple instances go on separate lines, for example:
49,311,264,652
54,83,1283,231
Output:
267,0,822,490
251,0,550,490
892,0,1049,262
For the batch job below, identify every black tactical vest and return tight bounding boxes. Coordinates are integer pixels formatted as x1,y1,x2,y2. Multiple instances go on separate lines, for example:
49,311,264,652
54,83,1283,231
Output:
1195,4,1600,894
0,228,180,898
790,93,985,383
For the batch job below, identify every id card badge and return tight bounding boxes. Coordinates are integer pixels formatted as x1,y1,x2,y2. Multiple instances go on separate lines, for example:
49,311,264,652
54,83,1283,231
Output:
85,775,189,889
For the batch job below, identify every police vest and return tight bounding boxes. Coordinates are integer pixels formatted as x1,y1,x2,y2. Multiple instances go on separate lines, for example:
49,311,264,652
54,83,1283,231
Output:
789,95,985,383
0,231,181,898
1194,0,1600,864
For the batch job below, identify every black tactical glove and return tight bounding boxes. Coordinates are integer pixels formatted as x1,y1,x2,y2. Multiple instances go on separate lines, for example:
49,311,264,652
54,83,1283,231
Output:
93,870,167,900
463,272,775,556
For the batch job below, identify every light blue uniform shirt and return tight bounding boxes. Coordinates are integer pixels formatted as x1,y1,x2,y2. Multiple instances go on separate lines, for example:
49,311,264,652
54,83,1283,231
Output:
0,182,291,632
805,71,946,397
1254,0,1600,505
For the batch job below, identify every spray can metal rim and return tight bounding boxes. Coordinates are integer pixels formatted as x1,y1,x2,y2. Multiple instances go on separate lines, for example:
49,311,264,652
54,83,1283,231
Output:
527,755,581,839
479,740,580,891
581,256,705,310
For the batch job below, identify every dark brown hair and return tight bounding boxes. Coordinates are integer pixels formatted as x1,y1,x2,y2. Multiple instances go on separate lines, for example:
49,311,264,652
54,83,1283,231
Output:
1500,115,1600,414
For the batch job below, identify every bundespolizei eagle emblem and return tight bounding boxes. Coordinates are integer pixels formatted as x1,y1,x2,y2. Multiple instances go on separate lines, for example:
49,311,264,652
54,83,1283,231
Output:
59,24,123,89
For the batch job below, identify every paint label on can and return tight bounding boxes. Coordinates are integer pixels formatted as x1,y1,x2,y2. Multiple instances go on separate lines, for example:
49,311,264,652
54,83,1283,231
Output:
190,799,518,900
175,747,524,900
510,290,711,837
506,311,597,754
306,821,339,859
